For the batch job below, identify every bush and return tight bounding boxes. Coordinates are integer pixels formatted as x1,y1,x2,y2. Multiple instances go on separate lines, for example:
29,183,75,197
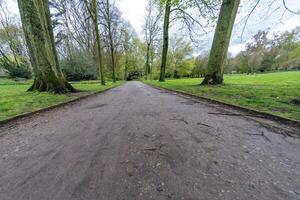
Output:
60,54,98,81
127,70,143,80
2,61,32,79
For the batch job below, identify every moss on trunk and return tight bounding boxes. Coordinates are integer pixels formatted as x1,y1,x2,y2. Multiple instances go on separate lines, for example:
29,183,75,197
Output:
145,43,151,80
17,0,76,93
159,0,171,82
201,0,240,85
92,0,106,85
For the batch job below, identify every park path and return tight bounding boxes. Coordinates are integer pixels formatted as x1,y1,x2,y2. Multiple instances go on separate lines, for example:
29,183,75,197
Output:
0,81,299,200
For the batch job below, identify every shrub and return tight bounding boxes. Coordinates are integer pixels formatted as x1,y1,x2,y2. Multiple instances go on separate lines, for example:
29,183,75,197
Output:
127,70,143,80
60,54,98,81
2,61,32,79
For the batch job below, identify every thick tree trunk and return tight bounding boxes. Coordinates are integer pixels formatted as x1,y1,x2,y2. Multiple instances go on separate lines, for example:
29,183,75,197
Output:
92,0,106,85
201,0,240,85
17,0,76,93
159,0,171,82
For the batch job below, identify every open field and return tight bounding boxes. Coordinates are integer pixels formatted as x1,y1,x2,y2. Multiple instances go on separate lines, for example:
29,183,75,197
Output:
144,71,300,121
0,79,123,121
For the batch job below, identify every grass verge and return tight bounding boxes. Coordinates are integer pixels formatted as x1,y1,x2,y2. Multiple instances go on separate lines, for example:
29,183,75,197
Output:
0,79,123,121
144,71,300,121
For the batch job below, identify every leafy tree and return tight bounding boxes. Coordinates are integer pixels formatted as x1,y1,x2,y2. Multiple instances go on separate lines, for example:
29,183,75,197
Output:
192,53,209,77
158,0,218,81
143,0,162,80
83,0,106,85
100,0,123,83
166,36,193,78
0,2,31,79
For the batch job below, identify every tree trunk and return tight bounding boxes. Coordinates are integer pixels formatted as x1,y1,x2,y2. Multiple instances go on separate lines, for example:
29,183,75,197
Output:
124,57,128,81
17,0,76,93
159,0,171,82
123,30,129,81
201,0,240,85
145,43,151,80
106,0,116,83
92,0,106,85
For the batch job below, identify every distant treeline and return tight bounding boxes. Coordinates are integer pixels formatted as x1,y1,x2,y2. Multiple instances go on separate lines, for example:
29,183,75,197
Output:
193,27,300,77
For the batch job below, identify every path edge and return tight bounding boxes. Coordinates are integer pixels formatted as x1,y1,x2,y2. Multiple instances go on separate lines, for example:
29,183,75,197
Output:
143,82,300,129
0,84,123,127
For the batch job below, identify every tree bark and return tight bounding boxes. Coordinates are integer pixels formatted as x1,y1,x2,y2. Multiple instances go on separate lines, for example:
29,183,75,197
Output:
123,30,129,80
145,43,151,80
92,0,106,85
17,0,76,93
159,0,171,82
105,0,116,83
201,0,240,85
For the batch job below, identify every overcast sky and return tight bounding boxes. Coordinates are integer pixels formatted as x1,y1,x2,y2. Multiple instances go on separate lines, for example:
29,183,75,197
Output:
119,0,300,55
7,0,300,55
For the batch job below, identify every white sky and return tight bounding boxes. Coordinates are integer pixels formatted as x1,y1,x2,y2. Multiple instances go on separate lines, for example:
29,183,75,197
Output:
118,0,147,34
119,0,300,55
7,0,300,56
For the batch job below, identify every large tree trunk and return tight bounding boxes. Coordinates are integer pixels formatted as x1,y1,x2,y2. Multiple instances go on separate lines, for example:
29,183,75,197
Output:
159,0,171,82
17,0,76,93
92,0,106,85
201,0,240,85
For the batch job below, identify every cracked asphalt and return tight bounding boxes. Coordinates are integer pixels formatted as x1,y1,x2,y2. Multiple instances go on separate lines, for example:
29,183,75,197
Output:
0,81,299,200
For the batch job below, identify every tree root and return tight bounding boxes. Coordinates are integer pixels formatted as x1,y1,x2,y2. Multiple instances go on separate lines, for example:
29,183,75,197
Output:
28,79,77,94
201,73,223,85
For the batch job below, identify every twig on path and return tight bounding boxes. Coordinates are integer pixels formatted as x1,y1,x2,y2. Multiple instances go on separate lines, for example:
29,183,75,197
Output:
208,112,254,117
144,147,157,151
197,122,212,128
170,117,189,125
244,131,271,142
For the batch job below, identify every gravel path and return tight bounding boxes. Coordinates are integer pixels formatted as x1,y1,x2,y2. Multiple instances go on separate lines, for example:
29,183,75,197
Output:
0,81,299,200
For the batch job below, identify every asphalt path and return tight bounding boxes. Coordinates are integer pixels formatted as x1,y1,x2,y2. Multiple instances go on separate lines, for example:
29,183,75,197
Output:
0,81,299,200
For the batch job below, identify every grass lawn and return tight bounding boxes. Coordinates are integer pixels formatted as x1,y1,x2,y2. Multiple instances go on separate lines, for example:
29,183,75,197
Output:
144,71,300,121
0,79,123,121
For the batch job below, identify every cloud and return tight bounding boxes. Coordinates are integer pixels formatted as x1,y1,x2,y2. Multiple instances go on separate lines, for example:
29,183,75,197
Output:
229,43,246,56
117,0,146,34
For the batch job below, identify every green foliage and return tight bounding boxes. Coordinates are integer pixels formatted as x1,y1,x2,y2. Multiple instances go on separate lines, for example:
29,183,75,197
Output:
119,31,146,79
127,70,143,80
60,53,98,81
2,61,32,79
228,28,300,73
0,12,31,79
192,53,209,77
166,36,194,78
144,71,300,121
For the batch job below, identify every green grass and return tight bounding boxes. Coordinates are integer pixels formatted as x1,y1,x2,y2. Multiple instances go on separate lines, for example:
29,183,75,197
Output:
0,80,123,121
144,71,300,121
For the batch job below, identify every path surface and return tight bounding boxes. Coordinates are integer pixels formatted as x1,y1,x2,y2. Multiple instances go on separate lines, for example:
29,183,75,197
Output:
0,82,299,200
